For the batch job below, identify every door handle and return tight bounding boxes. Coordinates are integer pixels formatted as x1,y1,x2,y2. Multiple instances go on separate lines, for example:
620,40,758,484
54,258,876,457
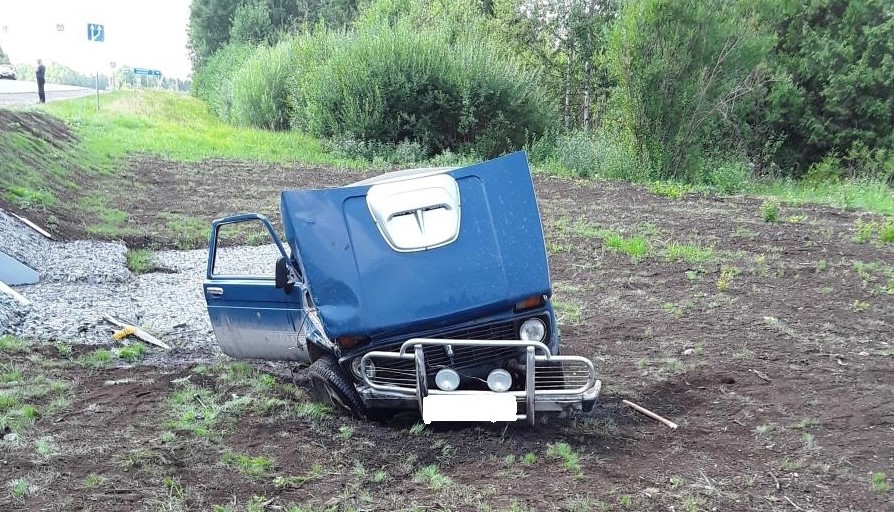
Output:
207,287,224,297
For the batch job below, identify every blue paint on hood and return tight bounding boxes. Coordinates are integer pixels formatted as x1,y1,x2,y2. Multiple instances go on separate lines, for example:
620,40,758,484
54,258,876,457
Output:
280,151,551,340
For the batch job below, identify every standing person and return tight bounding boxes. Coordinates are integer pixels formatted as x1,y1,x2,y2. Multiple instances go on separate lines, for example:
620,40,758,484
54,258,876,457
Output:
36,59,46,103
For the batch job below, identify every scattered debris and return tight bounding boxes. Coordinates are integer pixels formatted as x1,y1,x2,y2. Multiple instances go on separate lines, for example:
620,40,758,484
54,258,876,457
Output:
0,281,31,306
622,399,679,429
103,314,171,350
10,212,53,239
750,369,772,383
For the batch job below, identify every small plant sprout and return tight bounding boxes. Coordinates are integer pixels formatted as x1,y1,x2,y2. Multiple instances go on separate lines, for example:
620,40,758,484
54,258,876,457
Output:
546,442,582,475
521,452,537,465
761,198,781,223
409,422,425,436
872,472,890,493
413,464,452,490
717,267,737,292
339,425,354,439
372,469,388,484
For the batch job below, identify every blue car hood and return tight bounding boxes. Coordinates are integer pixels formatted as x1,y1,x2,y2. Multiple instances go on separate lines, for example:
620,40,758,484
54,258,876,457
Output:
280,151,551,340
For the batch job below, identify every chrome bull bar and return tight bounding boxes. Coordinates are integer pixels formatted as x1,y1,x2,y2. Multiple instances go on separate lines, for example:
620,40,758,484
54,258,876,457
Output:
359,338,601,425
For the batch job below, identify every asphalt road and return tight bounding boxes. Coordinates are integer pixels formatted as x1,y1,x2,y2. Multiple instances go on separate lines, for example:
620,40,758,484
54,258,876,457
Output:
0,79,98,106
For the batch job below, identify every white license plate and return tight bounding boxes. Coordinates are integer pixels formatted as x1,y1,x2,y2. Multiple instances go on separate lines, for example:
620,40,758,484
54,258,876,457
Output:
422,393,518,423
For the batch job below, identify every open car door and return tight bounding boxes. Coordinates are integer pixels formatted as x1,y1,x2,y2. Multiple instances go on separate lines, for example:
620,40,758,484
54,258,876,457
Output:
203,214,311,362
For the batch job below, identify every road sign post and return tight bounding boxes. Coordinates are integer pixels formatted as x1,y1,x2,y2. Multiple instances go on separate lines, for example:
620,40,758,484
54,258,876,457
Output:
87,23,105,110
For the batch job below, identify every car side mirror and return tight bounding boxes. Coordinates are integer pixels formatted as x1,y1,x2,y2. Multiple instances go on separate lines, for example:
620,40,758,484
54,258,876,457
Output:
275,256,294,294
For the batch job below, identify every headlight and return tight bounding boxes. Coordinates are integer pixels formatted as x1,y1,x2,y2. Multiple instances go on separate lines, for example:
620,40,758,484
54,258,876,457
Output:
351,358,376,380
435,368,460,391
519,318,546,342
487,369,512,392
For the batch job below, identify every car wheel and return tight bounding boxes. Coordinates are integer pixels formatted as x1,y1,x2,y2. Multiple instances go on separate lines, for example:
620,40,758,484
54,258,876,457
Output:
308,355,367,418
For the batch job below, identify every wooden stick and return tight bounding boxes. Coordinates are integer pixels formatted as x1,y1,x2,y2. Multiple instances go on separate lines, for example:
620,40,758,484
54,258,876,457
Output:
10,213,53,239
0,281,31,306
622,399,679,429
103,314,171,350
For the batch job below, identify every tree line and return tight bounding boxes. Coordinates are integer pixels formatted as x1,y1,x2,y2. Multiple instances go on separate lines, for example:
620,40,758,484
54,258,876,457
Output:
188,0,894,185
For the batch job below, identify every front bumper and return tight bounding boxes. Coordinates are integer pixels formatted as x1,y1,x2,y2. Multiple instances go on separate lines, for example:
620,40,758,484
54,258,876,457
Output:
359,338,601,425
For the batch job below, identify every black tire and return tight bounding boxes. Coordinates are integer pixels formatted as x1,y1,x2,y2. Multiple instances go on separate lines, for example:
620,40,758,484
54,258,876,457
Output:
308,355,367,418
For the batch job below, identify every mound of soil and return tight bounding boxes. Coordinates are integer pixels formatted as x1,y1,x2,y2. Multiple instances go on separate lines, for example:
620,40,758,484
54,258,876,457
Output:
0,109,77,149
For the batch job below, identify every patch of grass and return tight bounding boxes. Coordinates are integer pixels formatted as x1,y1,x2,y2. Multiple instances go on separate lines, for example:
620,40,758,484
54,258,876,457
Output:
0,336,29,353
664,242,715,264
9,477,31,501
168,385,224,437
716,267,738,292
81,348,114,368
521,452,537,465
747,179,893,216
413,464,452,490
648,181,691,199
603,232,650,262
780,458,805,472
372,469,388,484
872,472,890,494
35,436,58,457
409,422,425,436
546,442,582,475
115,343,146,363
125,248,154,274
760,198,781,223
222,451,275,479
553,298,583,324
46,90,362,166
293,402,331,419
83,473,105,490
881,220,894,243
55,343,73,359
339,425,354,439
274,464,324,488
160,213,210,250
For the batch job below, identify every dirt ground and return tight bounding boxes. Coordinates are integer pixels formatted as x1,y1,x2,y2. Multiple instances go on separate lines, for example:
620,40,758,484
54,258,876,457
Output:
1,155,893,511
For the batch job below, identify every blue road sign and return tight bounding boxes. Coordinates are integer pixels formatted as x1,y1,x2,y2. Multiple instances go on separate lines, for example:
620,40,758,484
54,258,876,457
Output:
133,68,162,77
87,23,104,42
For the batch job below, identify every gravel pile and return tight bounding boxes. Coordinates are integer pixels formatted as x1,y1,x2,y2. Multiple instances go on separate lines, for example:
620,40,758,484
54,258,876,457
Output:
0,208,280,355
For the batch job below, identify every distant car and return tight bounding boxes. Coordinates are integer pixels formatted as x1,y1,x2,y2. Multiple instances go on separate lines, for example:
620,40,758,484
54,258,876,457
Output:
0,64,17,80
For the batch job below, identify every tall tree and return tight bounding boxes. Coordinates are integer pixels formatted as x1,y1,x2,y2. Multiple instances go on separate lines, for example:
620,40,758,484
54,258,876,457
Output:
761,0,894,174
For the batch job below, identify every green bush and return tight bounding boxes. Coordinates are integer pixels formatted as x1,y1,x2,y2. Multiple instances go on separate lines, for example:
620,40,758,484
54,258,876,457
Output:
192,43,255,123
702,158,752,193
231,41,297,130
293,20,553,158
545,128,644,181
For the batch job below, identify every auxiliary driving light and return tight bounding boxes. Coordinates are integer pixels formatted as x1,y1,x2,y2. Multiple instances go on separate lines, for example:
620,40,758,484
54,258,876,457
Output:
519,318,546,342
487,369,512,392
352,358,376,380
435,368,460,391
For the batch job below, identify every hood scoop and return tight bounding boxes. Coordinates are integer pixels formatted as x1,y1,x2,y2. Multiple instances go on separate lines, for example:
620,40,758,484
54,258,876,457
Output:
366,173,461,252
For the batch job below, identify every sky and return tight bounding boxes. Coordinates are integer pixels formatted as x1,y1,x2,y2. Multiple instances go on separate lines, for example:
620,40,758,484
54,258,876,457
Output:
0,0,192,79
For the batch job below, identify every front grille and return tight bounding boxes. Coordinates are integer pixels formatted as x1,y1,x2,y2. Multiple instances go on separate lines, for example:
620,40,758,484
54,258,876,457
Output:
365,319,524,388
535,360,592,390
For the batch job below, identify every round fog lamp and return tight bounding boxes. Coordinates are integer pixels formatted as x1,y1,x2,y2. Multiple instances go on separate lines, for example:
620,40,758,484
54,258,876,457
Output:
519,318,546,342
435,368,460,391
352,358,376,380
487,369,513,392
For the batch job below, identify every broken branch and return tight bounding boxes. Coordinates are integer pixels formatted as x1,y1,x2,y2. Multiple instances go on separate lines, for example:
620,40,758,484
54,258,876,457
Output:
622,399,679,429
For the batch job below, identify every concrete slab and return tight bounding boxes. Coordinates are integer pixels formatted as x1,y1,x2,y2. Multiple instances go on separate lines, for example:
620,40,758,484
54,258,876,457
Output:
0,251,40,285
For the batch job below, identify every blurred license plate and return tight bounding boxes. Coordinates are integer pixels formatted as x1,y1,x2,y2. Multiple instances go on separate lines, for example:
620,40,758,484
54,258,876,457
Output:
422,393,517,423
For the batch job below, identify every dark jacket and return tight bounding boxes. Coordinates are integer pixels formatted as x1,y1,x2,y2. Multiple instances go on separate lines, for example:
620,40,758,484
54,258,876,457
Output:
36,65,46,82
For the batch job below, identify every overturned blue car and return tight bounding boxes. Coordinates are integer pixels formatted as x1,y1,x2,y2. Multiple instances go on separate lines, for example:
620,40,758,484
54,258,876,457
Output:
203,152,601,424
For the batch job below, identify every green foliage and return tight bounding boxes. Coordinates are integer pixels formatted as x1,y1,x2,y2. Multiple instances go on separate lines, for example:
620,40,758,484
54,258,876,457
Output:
292,13,553,158
231,41,297,130
192,42,256,122
0,336,29,353
222,451,275,478
189,0,242,66
762,0,894,175
610,0,772,180
115,344,146,363
229,0,274,45
14,61,109,89
126,249,154,274
760,198,780,222
547,129,641,180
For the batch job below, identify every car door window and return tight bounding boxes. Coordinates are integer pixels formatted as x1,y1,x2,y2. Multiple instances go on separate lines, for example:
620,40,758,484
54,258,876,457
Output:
211,219,284,278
